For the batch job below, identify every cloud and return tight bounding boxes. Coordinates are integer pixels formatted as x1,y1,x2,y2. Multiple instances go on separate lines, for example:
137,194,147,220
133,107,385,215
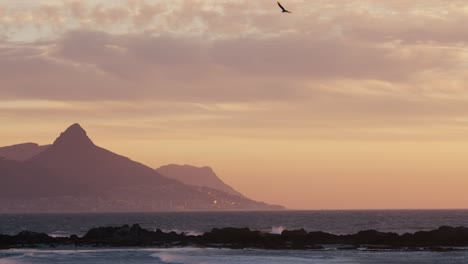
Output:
0,27,463,103
1,0,468,140
2,0,468,44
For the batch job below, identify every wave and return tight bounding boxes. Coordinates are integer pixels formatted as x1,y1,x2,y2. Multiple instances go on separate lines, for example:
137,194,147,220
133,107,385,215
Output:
47,231,71,238
3,248,467,264
160,229,203,236
151,248,331,264
270,226,285,234
0,257,26,264
0,259,25,264
152,252,194,264
151,249,239,264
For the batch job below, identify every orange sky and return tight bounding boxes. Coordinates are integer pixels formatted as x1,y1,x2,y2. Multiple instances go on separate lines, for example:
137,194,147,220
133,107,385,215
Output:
2,0,468,209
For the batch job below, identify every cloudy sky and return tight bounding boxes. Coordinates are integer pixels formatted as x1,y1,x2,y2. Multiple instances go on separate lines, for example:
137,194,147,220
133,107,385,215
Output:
2,0,468,209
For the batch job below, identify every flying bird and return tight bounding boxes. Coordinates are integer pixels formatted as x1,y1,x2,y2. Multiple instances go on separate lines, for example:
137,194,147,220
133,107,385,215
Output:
277,2,291,13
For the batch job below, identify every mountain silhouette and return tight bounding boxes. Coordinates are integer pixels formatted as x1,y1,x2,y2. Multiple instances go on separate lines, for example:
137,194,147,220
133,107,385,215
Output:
0,143,50,161
0,159,75,198
157,164,243,197
0,123,284,212
29,123,174,193
51,123,94,148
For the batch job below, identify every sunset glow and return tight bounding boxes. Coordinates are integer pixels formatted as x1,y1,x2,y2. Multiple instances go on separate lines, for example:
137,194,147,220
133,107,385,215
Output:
2,0,468,209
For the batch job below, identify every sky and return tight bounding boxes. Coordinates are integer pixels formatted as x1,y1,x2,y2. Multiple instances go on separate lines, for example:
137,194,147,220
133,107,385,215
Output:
2,0,468,209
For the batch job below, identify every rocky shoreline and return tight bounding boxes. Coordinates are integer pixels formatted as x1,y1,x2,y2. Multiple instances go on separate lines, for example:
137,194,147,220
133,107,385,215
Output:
2,225,468,251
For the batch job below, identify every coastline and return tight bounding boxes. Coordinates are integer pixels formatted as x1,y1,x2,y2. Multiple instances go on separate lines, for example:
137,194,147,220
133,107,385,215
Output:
2,224,468,252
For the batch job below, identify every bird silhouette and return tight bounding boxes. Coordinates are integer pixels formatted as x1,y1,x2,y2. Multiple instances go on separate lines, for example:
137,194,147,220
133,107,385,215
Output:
277,2,291,13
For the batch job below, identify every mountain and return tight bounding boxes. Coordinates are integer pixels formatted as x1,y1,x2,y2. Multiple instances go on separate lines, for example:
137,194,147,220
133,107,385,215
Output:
0,143,50,161
0,159,75,198
157,164,243,197
29,123,175,193
0,123,284,212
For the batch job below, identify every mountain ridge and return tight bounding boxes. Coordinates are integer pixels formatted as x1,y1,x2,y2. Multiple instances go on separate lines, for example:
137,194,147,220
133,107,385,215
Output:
0,123,284,212
156,164,243,197
0,143,50,161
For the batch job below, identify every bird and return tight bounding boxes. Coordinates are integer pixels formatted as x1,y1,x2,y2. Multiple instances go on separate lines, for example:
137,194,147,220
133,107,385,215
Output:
277,2,291,13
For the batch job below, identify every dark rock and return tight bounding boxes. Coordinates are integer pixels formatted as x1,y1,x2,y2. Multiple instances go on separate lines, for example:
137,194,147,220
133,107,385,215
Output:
307,231,337,243
0,234,13,248
410,226,468,246
281,229,307,238
81,224,187,246
202,227,261,244
280,229,309,247
348,230,399,245
2,225,468,250
13,231,53,245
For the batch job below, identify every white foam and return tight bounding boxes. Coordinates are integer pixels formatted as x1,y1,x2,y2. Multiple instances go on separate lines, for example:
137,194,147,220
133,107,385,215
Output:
151,250,230,264
3,247,462,264
270,226,285,235
153,252,192,264
151,248,332,264
160,229,203,236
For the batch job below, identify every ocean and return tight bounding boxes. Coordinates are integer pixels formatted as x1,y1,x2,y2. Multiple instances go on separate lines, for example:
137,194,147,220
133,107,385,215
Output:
1,210,468,263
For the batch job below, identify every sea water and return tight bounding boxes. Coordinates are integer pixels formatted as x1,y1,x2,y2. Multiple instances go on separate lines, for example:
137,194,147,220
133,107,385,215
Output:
1,210,468,263
1,248,468,264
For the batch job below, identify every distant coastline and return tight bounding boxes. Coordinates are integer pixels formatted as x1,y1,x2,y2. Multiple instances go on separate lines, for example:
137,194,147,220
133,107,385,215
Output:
0,124,284,212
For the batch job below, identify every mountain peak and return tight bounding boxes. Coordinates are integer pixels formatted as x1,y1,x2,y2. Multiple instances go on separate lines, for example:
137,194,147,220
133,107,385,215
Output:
53,123,94,147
